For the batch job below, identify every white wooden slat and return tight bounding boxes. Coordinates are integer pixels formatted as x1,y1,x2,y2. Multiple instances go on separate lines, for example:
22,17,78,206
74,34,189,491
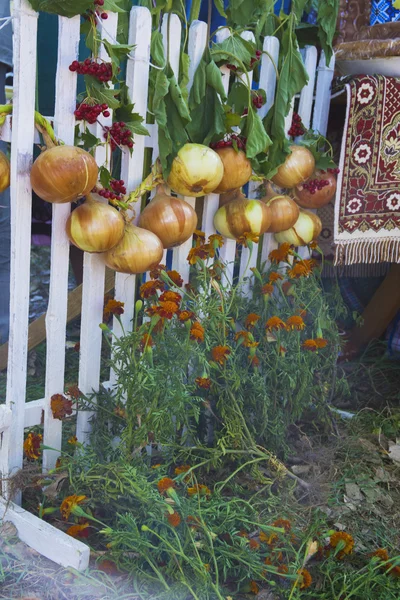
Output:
1,0,38,502
172,19,207,282
312,52,335,138
0,498,90,571
0,406,12,433
24,398,44,429
76,13,118,444
110,7,153,383
201,192,218,239
42,16,80,472
297,46,318,130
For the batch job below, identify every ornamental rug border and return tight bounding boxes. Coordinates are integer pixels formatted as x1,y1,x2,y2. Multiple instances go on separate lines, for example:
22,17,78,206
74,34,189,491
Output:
334,75,400,267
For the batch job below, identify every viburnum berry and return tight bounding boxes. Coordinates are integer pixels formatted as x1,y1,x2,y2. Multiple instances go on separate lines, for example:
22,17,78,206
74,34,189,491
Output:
69,59,113,82
96,179,127,201
288,112,306,138
226,64,237,71
252,93,264,110
210,133,246,151
103,121,134,152
250,50,262,67
303,177,330,195
74,102,110,125
327,167,340,175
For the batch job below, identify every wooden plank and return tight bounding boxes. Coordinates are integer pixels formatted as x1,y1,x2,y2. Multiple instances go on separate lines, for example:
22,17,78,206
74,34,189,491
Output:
0,0,38,503
43,15,80,472
312,52,335,138
0,498,90,571
0,269,115,373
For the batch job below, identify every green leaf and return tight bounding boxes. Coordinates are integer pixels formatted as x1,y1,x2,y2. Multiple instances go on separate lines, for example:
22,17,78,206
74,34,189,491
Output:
103,0,126,11
27,0,93,17
226,0,273,27
213,0,227,18
116,83,149,136
315,154,337,170
189,0,202,22
179,52,190,105
225,111,242,131
151,30,166,68
227,81,249,116
211,34,255,70
99,165,112,188
103,40,134,77
80,20,97,53
80,128,101,151
317,0,340,65
85,76,121,110
243,105,271,160
292,0,308,21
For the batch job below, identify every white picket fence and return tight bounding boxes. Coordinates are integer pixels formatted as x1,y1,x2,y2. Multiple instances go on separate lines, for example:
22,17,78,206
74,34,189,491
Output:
0,0,334,570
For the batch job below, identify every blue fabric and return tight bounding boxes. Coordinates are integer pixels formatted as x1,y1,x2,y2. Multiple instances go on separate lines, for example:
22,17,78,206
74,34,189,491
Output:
370,0,400,24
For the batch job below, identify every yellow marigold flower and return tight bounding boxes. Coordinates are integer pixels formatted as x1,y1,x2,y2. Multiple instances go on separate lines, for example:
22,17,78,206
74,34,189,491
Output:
60,494,86,520
259,531,269,543
297,568,312,589
178,310,195,322
187,484,211,497
195,377,211,389
190,322,205,342
371,548,390,562
265,316,286,331
66,522,90,539
151,464,162,469
157,301,180,319
166,511,181,527
51,394,73,420
157,478,176,494
237,232,259,247
139,279,165,299
149,264,166,280
269,272,283,282
272,518,292,532
249,538,260,551
23,432,42,460
103,299,125,319
211,345,231,365
204,563,210,572
330,531,354,557
114,406,127,419
262,283,274,296
166,269,183,287
235,331,259,348
286,316,305,331
208,233,224,248
265,533,278,546
68,436,78,445
315,337,328,348
245,313,260,328
269,243,293,264
159,291,182,304
174,465,191,476
249,580,259,594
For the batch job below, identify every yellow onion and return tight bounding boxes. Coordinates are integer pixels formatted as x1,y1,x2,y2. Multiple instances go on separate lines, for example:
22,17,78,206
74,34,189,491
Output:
294,170,337,209
31,145,98,204
0,150,10,193
66,193,125,253
213,192,271,240
213,147,252,193
167,143,224,197
219,187,243,207
104,223,163,275
271,145,315,188
274,209,322,246
263,195,299,233
138,185,198,248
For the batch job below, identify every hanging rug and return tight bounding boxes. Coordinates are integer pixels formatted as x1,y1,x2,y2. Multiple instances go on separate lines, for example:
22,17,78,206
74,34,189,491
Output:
334,75,400,267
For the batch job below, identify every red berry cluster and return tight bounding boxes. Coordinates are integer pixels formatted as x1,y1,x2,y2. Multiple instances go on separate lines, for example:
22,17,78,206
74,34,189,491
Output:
303,178,330,195
83,0,108,20
288,112,305,137
74,102,110,124
252,92,264,109
103,121,134,152
211,134,246,151
226,64,237,71
250,50,262,67
327,167,340,175
97,179,127,201
69,59,113,82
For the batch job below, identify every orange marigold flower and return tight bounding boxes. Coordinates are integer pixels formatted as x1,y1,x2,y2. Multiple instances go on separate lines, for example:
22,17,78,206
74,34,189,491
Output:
166,270,183,287
262,283,274,296
139,279,165,299
149,263,166,279
266,316,286,331
194,229,205,243
195,377,211,389
302,339,318,351
159,291,182,304
166,511,181,527
269,272,283,282
190,322,205,342
239,530,249,538
211,345,231,365
140,333,154,351
272,518,292,532
286,316,305,331
187,484,211,497
297,568,312,589
309,240,318,250
330,532,354,557
151,463,162,469
277,564,289,575
235,331,259,349
208,233,224,248
248,354,260,368
245,313,260,328
265,533,278,546
288,259,316,279
259,531,269,543
68,436,78,445
315,337,328,348
174,465,191,476
24,432,42,460
178,310,195,322
388,565,400,578
51,394,73,420
157,478,176,494
371,548,390,562
66,522,90,539
157,301,180,319
237,232,260,247
66,384,81,399
103,299,125,320
264,556,273,565
114,406,127,419
187,245,209,265
269,243,293,264
187,515,201,528
60,494,86,520
249,538,260,551
250,580,259,594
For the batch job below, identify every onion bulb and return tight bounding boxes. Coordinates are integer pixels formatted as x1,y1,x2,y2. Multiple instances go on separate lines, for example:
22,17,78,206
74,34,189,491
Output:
167,143,224,197
219,187,243,207
104,223,163,275
263,195,299,233
0,150,10,193
271,145,315,188
31,145,98,204
213,147,252,193
274,209,322,246
294,170,337,209
66,193,125,253
213,192,271,240
138,185,198,248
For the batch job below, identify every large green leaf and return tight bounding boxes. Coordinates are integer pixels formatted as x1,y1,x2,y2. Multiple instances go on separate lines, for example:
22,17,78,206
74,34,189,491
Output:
211,34,256,70
242,105,271,160
84,76,121,110
103,40,135,77
317,0,340,65
213,0,227,18
227,81,249,117
292,0,308,21
28,0,93,16
103,0,126,11
226,0,273,27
